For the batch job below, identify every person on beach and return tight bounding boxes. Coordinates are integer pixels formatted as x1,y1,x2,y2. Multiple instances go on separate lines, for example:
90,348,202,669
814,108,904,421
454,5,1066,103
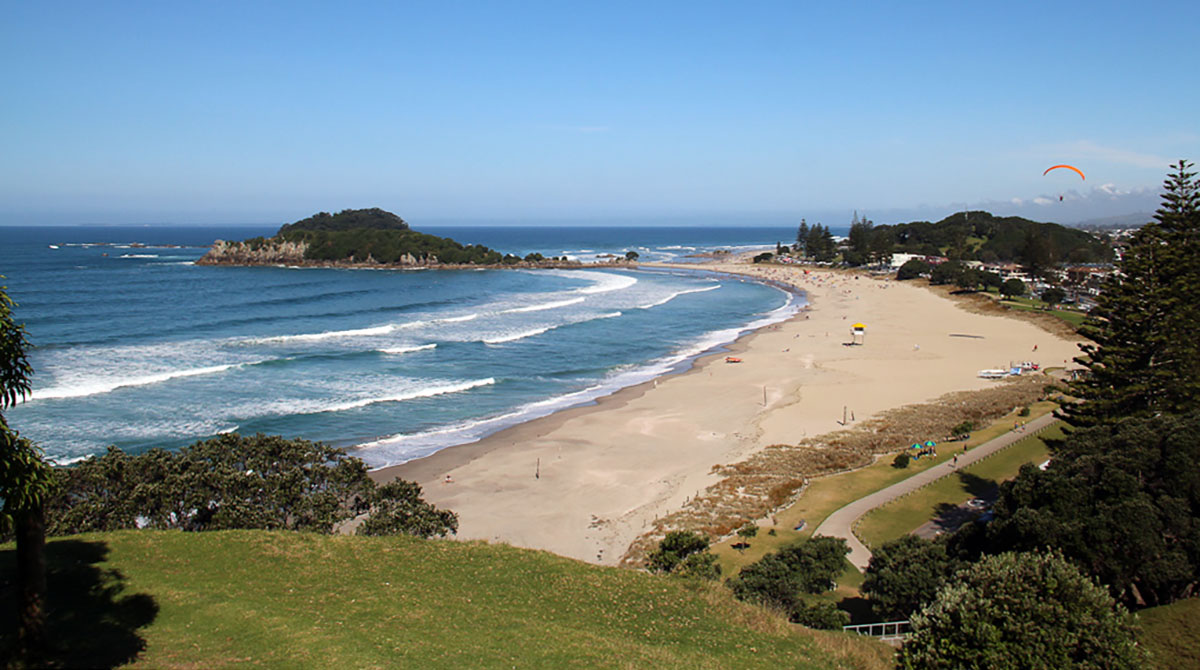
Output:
953,455,958,467
444,474,453,484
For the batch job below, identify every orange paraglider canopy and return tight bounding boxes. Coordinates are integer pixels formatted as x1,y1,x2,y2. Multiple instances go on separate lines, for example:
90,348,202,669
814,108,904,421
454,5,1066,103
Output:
1043,164,1085,180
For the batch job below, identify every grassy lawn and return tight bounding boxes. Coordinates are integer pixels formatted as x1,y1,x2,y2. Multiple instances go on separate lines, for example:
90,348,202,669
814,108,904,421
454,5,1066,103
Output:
1138,597,1200,670
711,402,1060,580
999,297,1087,327
855,423,1063,549
0,530,891,670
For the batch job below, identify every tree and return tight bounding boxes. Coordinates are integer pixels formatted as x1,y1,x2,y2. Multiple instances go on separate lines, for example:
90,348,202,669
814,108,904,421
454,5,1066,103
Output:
929,260,965,286
0,280,55,657
1040,286,1066,307
356,480,458,538
959,412,1200,609
43,434,457,539
1001,278,1026,298
646,530,711,574
897,551,1145,669
1064,160,1200,428
896,259,930,280
727,536,848,609
624,250,639,261
861,535,962,620
795,219,809,256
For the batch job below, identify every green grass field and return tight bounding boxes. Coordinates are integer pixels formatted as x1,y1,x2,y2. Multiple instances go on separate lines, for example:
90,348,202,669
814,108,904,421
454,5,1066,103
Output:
855,424,1062,549
999,297,1087,327
0,531,891,669
710,402,1060,579
1139,597,1200,670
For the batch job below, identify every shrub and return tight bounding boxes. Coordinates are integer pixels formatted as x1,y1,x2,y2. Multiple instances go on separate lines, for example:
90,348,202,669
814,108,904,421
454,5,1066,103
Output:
790,600,850,630
951,420,975,435
892,452,911,469
646,530,710,574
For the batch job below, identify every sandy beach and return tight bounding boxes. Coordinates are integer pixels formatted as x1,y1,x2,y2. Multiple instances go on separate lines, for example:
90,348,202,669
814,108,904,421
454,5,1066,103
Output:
372,262,1082,565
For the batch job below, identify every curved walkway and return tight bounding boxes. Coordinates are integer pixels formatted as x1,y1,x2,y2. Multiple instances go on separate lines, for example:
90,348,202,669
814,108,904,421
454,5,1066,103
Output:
813,411,1060,571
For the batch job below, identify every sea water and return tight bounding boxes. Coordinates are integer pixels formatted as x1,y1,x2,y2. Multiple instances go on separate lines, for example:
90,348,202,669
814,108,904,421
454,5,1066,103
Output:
0,224,808,467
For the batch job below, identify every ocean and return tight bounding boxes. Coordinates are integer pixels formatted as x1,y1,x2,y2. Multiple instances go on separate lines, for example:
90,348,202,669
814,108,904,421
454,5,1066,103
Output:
0,224,812,468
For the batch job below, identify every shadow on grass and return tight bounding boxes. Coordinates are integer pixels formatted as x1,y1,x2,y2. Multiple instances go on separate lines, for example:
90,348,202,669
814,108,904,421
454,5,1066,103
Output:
0,539,157,669
837,596,877,625
956,471,998,499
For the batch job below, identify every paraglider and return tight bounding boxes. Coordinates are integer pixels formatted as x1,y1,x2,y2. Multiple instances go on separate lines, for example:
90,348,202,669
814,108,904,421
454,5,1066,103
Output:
1044,164,1085,203
1043,164,1085,180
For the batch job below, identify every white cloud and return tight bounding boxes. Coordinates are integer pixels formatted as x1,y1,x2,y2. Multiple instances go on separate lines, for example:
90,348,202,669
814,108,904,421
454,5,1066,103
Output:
1033,196,1054,205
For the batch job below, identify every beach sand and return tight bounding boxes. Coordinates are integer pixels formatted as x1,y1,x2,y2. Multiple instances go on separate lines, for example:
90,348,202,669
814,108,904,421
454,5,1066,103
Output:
371,263,1081,565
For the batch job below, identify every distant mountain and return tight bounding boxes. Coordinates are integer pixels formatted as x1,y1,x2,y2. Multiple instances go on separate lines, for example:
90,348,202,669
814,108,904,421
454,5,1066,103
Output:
1069,212,1153,230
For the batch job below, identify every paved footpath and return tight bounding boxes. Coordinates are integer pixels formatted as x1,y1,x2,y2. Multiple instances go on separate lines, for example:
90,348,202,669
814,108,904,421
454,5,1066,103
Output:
813,412,1060,571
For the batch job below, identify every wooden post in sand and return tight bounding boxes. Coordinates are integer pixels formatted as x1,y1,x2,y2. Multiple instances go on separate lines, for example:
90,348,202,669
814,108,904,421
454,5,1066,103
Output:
535,458,540,479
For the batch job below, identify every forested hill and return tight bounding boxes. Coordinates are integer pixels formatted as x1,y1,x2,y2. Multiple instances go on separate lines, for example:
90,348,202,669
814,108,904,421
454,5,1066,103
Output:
278,208,409,234
198,208,581,268
882,211,1112,264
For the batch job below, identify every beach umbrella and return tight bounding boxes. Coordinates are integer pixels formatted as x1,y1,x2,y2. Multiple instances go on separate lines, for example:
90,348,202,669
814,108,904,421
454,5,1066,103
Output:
910,443,922,449
924,440,936,448
852,323,866,329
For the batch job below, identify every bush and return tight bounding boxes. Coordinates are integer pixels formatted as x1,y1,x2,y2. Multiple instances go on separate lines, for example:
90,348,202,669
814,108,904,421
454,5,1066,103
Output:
43,434,456,538
898,551,1145,669
1018,406,1031,416
727,537,849,610
790,600,850,629
646,530,710,574
951,420,975,435
752,252,774,263
892,452,911,469
737,524,759,538
677,551,721,580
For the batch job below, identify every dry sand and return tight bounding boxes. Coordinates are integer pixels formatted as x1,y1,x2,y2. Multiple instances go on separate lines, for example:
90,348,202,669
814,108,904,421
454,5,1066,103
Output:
372,263,1081,565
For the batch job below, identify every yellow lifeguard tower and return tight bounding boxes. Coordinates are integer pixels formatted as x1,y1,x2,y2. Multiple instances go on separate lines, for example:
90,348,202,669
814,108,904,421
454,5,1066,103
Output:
850,322,866,345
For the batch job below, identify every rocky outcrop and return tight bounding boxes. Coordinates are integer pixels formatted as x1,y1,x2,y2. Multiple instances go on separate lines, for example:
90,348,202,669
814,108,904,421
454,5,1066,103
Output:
197,239,308,265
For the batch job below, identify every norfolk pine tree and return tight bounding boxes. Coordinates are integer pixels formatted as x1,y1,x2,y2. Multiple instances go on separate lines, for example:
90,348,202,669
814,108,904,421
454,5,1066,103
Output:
1064,160,1200,427
0,280,54,658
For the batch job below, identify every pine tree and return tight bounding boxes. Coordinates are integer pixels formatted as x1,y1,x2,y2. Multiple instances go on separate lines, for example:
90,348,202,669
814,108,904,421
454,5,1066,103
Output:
1064,161,1200,427
795,219,809,256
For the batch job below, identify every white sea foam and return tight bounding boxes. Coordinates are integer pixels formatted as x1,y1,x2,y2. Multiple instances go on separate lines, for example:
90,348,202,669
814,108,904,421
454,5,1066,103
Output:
484,326,552,344
250,324,397,343
306,378,495,414
217,425,239,434
379,344,437,355
577,273,638,294
501,297,585,314
637,284,720,309
119,254,159,259
50,454,93,466
439,313,479,323
31,362,247,401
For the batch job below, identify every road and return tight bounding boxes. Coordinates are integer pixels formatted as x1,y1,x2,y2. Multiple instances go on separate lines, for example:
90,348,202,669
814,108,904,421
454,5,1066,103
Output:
812,411,1059,571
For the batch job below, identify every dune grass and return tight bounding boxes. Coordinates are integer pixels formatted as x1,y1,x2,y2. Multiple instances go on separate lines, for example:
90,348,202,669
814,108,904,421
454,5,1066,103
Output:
1138,597,1200,670
855,424,1061,549
0,530,891,669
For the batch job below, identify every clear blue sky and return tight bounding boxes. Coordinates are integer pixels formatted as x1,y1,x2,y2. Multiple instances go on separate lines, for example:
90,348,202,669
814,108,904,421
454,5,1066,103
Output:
3,1,1197,225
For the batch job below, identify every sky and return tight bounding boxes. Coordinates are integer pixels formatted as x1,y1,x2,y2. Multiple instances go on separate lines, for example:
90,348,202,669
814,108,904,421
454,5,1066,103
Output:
3,1,1198,226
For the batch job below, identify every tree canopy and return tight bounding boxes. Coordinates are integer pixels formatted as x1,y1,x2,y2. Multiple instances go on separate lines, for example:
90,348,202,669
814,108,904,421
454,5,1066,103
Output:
861,535,963,620
40,434,457,539
278,208,409,234
951,411,1200,609
897,551,1144,670
1064,160,1200,427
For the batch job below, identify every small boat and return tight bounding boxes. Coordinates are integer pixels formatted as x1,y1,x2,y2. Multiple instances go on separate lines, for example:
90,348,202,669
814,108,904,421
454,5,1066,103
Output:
977,369,1008,379
725,356,742,363
48,244,59,249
